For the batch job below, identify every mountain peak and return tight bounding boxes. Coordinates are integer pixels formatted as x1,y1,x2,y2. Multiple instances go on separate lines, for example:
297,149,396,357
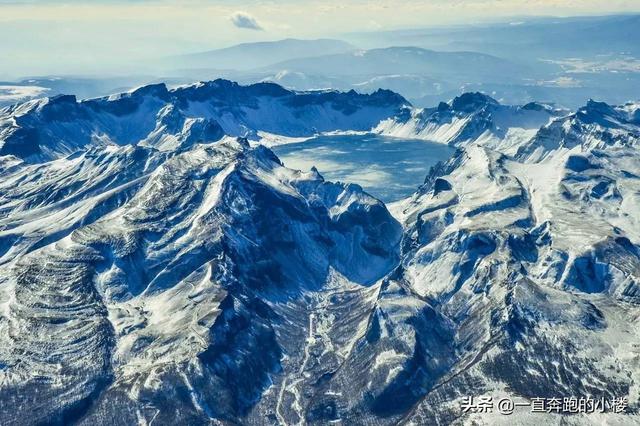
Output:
0,79,408,161
517,97,640,162
48,94,77,104
575,98,637,127
130,82,170,99
581,98,618,116
170,38,355,71
450,92,499,113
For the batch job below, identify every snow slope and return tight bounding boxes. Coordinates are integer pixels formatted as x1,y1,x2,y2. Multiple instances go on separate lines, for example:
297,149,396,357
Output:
385,100,640,424
0,79,409,162
0,136,402,424
0,83,638,425
517,99,640,162
376,92,566,154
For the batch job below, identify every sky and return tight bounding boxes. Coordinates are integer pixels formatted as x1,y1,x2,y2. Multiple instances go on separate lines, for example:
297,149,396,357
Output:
1,0,640,78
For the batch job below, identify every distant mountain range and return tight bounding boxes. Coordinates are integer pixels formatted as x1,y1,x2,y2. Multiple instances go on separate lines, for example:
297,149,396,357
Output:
163,44,541,108
161,15,640,109
3,15,640,110
261,46,526,79
347,14,640,59
170,38,356,71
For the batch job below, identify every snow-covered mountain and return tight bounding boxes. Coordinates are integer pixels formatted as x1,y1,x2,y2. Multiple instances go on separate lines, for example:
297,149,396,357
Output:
0,82,639,425
0,135,402,424
387,135,640,425
376,92,567,154
0,79,408,162
516,99,640,162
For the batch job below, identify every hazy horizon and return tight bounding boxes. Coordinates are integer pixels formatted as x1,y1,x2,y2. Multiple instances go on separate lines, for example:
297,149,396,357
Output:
2,0,640,78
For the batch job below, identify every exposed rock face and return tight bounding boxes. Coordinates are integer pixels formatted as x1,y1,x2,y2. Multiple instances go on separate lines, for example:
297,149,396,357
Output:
0,136,402,424
0,85,639,425
0,79,409,162
516,99,640,162
375,92,566,154
390,141,640,424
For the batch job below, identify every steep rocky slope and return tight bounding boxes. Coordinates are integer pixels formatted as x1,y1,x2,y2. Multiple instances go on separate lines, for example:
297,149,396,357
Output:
376,92,566,154
0,83,638,425
0,79,408,162
0,137,402,424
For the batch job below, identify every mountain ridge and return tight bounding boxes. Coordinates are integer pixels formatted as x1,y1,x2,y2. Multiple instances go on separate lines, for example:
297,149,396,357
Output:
0,82,639,424
170,38,356,71
0,79,409,162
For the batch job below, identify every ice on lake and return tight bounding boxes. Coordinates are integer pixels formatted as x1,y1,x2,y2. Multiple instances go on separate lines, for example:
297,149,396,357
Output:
273,133,456,202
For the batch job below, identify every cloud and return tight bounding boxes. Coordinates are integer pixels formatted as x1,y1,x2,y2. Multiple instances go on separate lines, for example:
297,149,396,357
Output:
230,11,264,31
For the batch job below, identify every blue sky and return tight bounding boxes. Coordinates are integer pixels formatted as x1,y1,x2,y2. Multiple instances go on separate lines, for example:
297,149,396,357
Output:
1,0,639,78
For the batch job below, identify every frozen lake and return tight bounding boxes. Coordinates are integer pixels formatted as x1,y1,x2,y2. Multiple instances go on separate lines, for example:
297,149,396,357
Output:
273,133,456,202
